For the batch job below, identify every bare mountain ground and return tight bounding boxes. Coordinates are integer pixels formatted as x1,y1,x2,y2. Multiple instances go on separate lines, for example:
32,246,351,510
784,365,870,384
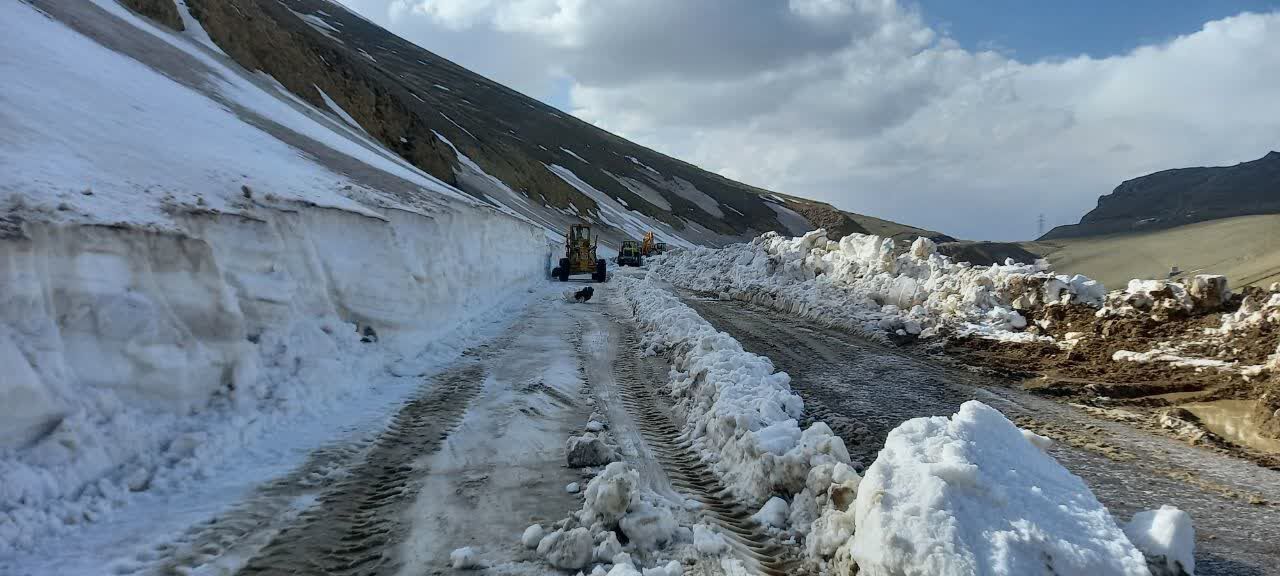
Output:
1024,213,1280,290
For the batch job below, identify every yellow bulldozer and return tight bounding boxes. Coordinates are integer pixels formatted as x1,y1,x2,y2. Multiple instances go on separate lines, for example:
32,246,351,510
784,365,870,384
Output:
552,224,607,282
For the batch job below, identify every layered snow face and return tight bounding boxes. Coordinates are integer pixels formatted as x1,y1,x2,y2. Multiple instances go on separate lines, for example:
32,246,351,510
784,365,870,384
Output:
655,230,1103,340
0,0,551,554
618,275,851,507
0,205,549,553
851,401,1155,576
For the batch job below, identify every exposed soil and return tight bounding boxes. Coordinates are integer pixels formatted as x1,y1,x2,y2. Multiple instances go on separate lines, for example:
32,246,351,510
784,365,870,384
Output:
119,0,183,31
946,286,1280,468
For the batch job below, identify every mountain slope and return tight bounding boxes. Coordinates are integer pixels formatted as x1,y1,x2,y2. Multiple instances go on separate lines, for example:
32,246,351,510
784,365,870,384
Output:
113,0,834,247
1043,151,1280,240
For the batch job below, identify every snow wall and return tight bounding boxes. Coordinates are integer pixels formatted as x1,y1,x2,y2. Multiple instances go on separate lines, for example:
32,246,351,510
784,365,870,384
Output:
0,201,550,548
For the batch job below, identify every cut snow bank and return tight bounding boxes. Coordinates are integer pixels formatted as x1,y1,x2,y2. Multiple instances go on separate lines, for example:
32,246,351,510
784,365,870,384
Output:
0,204,549,553
0,0,551,555
654,230,1103,341
851,401,1156,576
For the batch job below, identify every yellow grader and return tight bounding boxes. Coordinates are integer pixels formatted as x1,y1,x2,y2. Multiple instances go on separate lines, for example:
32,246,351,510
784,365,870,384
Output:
553,224,607,282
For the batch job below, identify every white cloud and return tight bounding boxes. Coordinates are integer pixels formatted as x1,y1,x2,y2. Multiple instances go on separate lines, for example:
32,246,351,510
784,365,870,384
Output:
339,0,1280,240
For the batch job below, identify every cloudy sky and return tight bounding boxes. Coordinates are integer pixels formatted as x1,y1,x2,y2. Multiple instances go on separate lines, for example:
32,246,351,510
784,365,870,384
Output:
336,0,1280,240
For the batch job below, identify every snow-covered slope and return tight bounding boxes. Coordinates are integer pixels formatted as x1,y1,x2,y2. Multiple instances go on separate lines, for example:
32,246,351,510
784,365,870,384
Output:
0,0,549,553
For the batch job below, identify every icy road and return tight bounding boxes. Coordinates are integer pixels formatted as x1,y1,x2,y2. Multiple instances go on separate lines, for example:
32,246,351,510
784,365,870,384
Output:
680,291,1280,576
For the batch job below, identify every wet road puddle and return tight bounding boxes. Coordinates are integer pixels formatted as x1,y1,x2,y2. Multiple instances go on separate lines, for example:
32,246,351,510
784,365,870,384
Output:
1183,400,1280,453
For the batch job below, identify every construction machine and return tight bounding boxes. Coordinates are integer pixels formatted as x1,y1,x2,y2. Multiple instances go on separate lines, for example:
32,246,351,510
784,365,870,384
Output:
641,231,657,256
616,240,644,267
552,224,607,282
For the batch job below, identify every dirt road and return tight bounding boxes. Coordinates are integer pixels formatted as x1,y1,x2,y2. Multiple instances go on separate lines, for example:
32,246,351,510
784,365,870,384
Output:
681,293,1280,576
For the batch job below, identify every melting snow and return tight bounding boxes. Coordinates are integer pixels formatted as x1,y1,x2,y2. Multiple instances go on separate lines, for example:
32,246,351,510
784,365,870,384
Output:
560,147,589,164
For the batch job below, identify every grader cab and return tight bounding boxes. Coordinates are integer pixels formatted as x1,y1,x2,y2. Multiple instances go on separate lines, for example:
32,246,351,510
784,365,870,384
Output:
552,224,607,282
616,240,644,267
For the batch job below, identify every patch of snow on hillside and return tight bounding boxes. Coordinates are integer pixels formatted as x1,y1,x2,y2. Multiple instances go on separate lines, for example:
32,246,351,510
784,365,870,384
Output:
664,176,723,219
560,147,589,164
441,112,478,141
603,171,672,211
546,165,692,248
851,401,1154,575
434,83,451,91
625,155,660,175
287,8,342,42
174,0,228,56
0,0,378,227
767,202,812,236
357,48,376,62
86,0,471,207
316,85,366,132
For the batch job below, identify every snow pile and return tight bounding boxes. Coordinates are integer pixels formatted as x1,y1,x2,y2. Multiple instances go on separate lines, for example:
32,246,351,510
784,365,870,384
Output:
1214,291,1280,333
528,462,687,574
850,400,1160,576
618,275,852,507
0,0,550,554
653,230,1103,340
1124,506,1196,576
1098,276,1231,321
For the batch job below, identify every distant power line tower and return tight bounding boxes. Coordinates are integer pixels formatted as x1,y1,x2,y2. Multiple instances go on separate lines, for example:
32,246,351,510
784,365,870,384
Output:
1037,213,1046,236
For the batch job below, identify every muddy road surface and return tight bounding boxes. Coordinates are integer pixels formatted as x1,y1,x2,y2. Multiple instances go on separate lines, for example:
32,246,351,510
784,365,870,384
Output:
682,293,1280,576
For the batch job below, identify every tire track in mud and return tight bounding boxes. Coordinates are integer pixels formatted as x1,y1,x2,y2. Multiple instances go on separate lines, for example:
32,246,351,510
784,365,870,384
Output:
150,331,523,576
236,365,483,576
611,330,801,576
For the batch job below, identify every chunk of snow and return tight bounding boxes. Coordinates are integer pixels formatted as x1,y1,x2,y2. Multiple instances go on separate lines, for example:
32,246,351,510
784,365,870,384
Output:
850,400,1150,576
537,527,594,570
752,496,790,529
1124,506,1196,576
619,500,677,550
522,524,545,548
566,433,618,467
565,482,580,493
581,462,638,527
450,547,482,569
692,524,729,555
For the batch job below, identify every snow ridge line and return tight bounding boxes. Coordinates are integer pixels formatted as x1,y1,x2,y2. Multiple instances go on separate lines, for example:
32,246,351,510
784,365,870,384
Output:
652,229,1104,343
616,274,856,566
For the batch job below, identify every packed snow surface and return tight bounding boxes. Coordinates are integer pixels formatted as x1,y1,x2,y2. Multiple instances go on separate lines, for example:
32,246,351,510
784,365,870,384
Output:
851,400,1154,576
654,230,1103,340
